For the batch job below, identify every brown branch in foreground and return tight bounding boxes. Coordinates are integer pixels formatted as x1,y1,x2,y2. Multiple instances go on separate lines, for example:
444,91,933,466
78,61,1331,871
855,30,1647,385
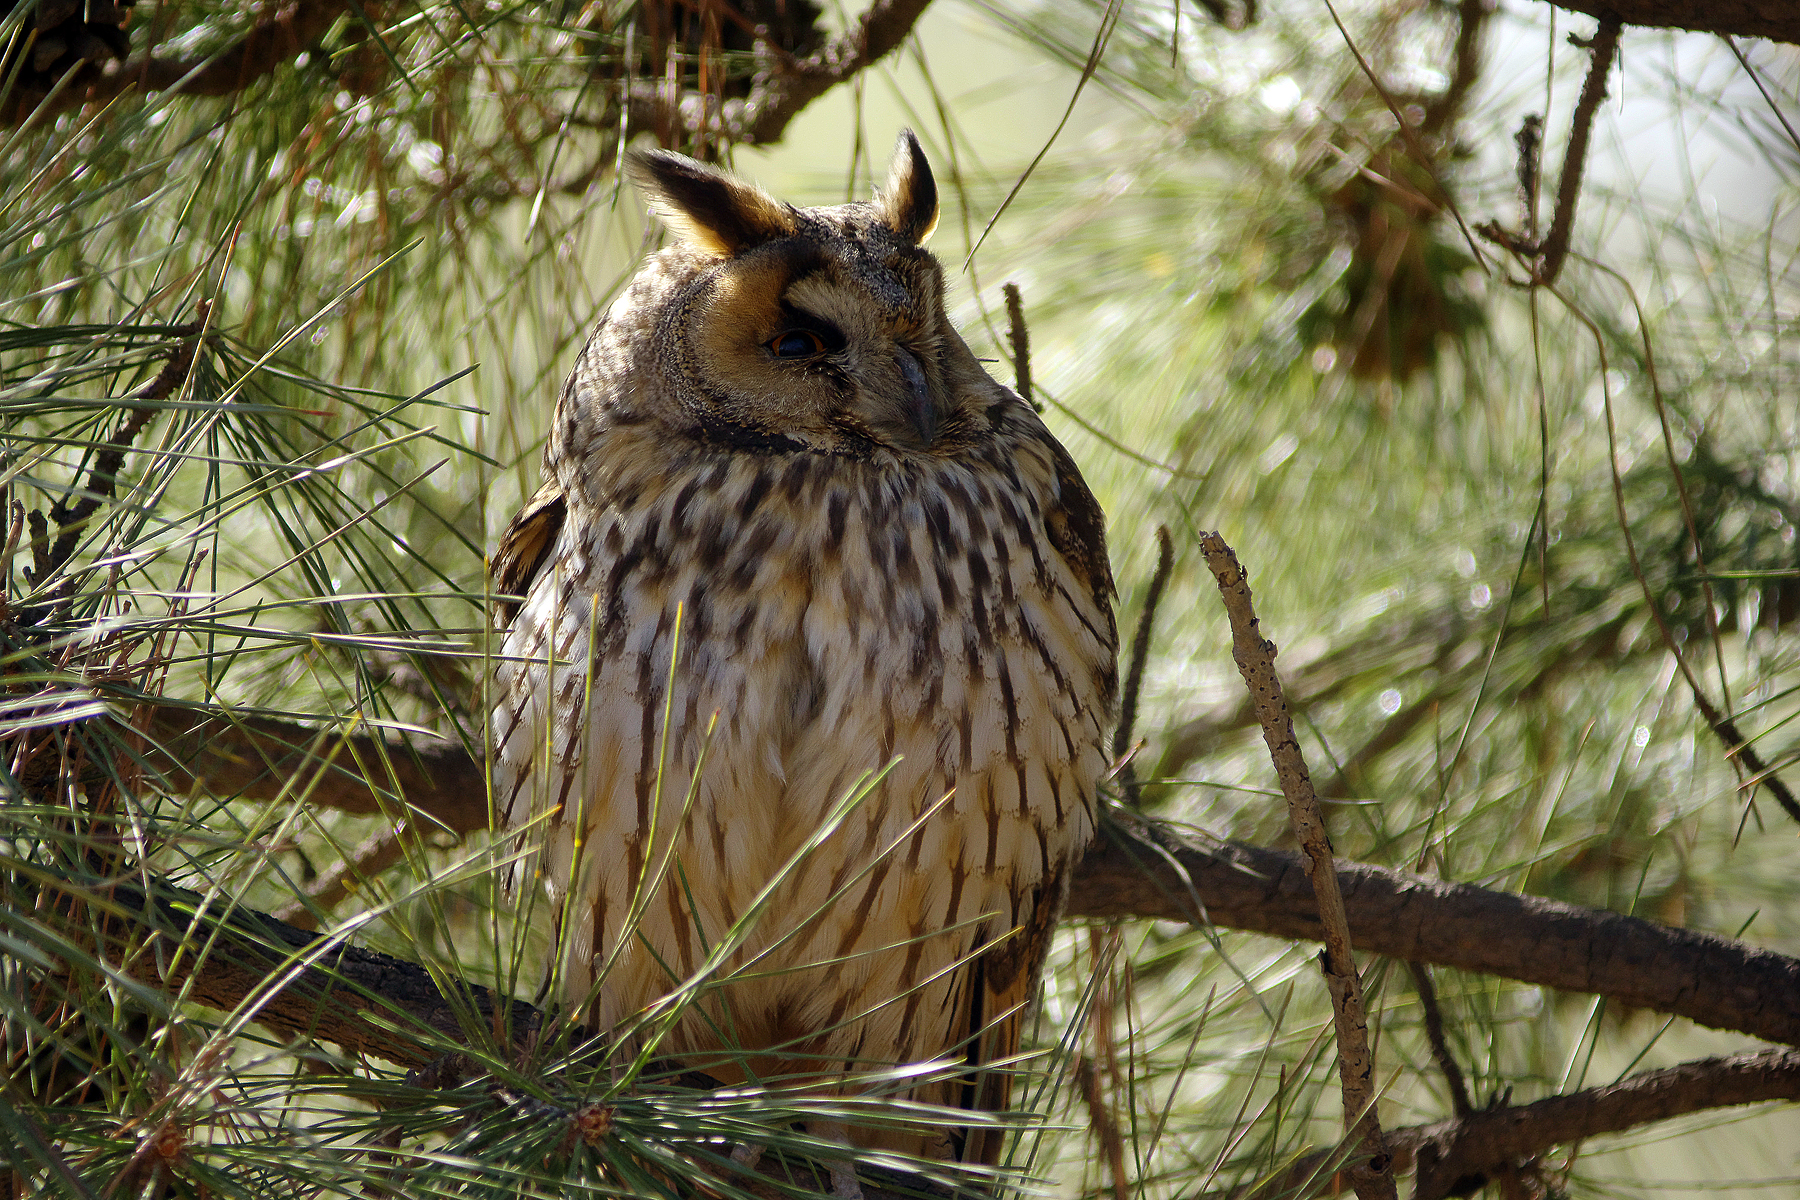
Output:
91,877,537,1067
1208,1047,1800,1200
1535,17,1621,285
72,870,1800,1200
74,878,952,1200
139,706,1800,1049
1199,533,1394,1200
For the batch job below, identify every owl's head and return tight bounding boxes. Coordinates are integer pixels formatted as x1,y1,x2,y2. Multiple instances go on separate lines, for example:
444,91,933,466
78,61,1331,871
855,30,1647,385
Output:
618,131,1001,457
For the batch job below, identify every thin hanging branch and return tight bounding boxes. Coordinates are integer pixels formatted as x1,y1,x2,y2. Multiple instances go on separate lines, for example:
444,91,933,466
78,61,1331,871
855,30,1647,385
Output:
1113,525,1175,804
1535,17,1621,285
1408,962,1473,1119
1199,532,1395,1200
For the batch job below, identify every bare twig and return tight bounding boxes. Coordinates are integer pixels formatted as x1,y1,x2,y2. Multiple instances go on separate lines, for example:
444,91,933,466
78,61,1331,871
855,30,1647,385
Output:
1407,961,1472,1119
1074,1052,1131,1200
1541,278,1800,826
274,822,415,931
1080,926,1132,1200
1199,533,1394,1200
1205,1048,1800,1200
1724,37,1800,159
1535,17,1620,285
1002,282,1036,411
1114,525,1174,804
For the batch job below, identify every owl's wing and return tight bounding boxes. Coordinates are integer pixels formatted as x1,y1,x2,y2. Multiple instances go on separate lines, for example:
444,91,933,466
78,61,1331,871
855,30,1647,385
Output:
1043,436,1118,615
956,421,1117,1167
955,854,1076,1167
491,480,566,625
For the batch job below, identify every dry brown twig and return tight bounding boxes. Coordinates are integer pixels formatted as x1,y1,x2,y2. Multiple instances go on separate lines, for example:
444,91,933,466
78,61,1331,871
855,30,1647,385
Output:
1198,532,1395,1200
1002,282,1035,411
1534,16,1621,286
1114,525,1176,804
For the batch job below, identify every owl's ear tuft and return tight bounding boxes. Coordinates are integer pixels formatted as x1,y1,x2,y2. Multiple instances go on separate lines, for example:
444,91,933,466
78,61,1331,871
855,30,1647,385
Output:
627,149,797,257
878,130,939,245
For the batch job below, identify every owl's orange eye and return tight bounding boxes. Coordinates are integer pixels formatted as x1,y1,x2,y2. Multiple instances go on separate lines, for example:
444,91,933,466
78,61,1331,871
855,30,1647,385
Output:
767,330,827,359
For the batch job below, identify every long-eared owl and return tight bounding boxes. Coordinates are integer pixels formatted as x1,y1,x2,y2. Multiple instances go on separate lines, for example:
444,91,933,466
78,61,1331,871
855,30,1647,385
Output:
490,131,1118,1166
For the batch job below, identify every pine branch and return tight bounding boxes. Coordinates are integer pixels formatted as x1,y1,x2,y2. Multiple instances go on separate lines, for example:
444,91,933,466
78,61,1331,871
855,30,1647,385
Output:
138,705,1800,1048
1069,814,1800,1048
8,0,354,126
1206,1047,1800,1200
57,868,1800,1200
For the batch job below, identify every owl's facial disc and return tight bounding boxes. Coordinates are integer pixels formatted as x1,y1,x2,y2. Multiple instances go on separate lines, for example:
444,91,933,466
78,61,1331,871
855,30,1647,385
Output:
637,130,960,456
688,251,949,455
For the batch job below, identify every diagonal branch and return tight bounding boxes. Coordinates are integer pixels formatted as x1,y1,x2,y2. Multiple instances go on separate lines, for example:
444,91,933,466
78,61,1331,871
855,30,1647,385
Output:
1069,813,1800,1048
1201,533,1394,1200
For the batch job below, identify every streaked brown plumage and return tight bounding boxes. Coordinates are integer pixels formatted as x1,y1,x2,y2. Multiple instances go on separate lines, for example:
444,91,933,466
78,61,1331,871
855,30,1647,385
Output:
491,132,1117,1166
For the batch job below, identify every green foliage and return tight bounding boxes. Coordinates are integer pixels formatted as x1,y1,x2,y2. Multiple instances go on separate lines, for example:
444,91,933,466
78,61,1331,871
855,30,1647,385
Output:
3,0,1799,1197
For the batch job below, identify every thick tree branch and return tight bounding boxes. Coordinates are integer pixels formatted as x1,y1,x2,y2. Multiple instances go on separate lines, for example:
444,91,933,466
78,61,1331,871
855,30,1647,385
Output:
89,876,537,1067
1069,814,1800,1048
140,707,1800,1049
1210,1047,1800,1200
67,871,1800,1200
145,705,489,834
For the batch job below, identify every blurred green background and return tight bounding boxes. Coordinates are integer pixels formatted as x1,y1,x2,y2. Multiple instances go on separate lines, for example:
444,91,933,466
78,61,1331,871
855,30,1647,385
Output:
3,0,1797,1195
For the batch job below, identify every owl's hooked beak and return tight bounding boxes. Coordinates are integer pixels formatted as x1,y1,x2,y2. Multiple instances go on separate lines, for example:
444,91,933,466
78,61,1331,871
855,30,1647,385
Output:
896,347,937,446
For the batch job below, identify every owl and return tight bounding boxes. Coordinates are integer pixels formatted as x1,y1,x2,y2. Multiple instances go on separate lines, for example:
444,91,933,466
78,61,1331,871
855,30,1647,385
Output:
490,131,1118,1173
